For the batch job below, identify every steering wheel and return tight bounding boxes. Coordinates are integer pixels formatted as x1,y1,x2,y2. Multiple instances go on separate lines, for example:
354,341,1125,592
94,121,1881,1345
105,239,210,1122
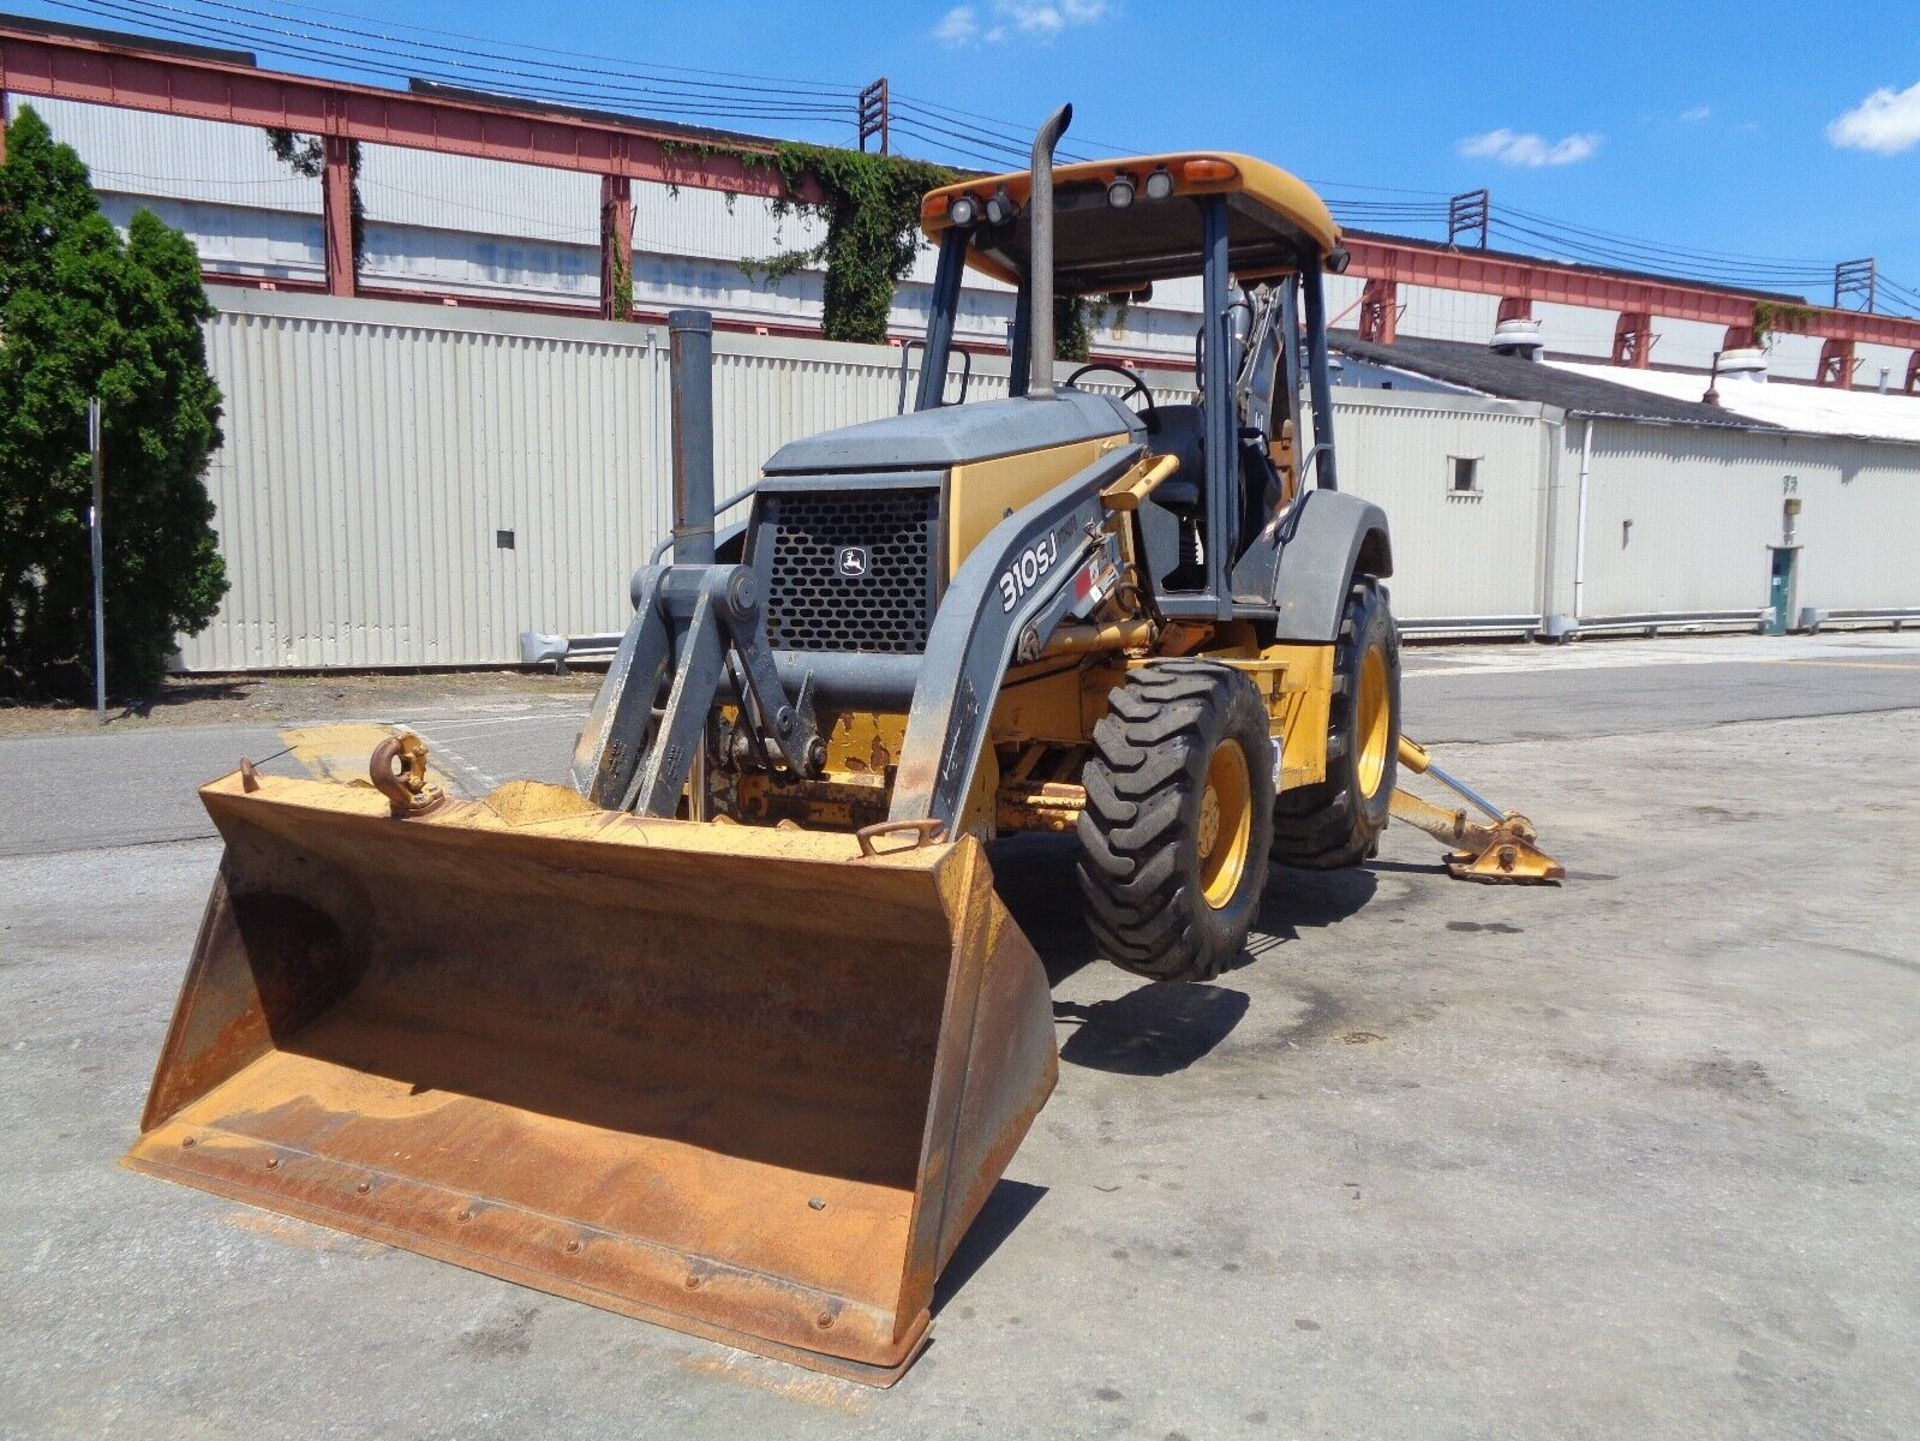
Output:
1065,362,1158,428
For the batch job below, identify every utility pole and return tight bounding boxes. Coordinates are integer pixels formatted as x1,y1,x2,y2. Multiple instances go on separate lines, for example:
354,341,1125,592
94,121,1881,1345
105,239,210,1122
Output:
1834,258,1876,314
87,399,107,722
1448,189,1489,250
857,78,890,155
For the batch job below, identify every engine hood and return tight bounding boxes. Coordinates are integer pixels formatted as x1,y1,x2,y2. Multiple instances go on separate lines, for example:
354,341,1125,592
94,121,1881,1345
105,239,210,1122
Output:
763,391,1139,475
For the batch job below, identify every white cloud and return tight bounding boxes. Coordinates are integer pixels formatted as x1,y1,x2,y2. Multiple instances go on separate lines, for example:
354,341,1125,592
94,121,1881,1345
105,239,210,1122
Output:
1680,105,1712,122
933,5,978,44
932,0,1109,46
1457,128,1602,168
1827,80,1920,155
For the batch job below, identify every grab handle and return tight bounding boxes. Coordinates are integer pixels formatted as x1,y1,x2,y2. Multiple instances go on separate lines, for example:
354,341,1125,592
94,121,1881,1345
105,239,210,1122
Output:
855,818,946,858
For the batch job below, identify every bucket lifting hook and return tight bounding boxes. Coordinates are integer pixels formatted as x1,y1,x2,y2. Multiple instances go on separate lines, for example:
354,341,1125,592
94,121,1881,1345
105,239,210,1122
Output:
370,732,446,818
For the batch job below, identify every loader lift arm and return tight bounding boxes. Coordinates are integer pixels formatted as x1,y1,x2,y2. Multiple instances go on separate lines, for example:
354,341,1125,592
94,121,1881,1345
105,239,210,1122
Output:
571,561,823,814
1391,737,1565,883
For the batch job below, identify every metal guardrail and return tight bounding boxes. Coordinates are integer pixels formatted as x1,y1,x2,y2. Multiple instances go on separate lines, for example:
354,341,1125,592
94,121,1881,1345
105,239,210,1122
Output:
1397,614,1543,639
519,631,622,670
1803,607,1920,632
1567,610,1771,637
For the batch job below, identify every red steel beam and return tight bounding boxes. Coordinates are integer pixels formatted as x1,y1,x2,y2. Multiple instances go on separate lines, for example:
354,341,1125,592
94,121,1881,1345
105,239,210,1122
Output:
1611,311,1654,368
1357,277,1397,344
599,174,633,321
1343,234,1920,352
1815,338,1857,388
7,23,1915,361
322,133,354,297
0,22,814,201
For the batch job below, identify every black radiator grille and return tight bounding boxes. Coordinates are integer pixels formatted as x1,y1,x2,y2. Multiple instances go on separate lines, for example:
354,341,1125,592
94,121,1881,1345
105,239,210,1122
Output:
763,488,938,654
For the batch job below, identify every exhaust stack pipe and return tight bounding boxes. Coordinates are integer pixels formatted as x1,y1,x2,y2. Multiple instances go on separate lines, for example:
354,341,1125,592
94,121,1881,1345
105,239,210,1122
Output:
1026,104,1073,400
668,308,716,564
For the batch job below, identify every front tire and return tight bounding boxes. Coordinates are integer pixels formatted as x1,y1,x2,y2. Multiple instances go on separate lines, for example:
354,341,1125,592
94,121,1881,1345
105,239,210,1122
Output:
1077,660,1275,981
1271,578,1400,868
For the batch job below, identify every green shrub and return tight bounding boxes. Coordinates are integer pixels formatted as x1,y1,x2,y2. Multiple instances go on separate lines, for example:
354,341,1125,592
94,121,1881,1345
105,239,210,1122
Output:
0,106,227,700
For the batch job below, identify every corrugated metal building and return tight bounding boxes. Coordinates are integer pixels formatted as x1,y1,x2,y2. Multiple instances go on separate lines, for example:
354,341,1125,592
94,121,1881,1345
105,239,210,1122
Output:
21,94,1920,385
176,291,1919,671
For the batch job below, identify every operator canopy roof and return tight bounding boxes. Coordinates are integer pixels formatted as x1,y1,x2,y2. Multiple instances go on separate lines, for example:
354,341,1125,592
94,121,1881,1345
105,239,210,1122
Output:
921,153,1341,294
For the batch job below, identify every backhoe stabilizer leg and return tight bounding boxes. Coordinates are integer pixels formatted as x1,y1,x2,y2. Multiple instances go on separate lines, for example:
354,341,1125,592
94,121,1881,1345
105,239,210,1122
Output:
1390,737,1566,884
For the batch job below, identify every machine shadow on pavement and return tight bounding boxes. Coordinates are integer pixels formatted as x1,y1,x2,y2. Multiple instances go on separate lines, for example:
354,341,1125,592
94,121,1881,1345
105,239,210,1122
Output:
929,1178,1049,1319
987,834,1380,1077
1055,985,1250,1075
1253,863,1379,944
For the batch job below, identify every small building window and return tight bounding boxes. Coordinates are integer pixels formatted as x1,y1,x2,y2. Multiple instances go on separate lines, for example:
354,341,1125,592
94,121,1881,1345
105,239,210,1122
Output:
1449,457,1480,493
496,530,516,550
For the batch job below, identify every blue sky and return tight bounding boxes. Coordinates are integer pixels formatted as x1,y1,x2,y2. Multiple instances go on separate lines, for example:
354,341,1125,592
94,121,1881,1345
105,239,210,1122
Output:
14,0,1920,305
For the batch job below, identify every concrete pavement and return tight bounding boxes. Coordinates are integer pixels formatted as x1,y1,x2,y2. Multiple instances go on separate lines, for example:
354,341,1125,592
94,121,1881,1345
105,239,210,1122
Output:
0,632,1915,1439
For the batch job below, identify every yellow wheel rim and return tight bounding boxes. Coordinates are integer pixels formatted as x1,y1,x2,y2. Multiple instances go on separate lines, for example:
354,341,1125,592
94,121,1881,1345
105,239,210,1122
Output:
1356,642,1391,800
1198,739,1253,910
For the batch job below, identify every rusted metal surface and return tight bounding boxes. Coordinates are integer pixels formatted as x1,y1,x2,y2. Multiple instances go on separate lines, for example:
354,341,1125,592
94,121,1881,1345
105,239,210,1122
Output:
368,733,446,817
854,818,946,857
0,20,819,201
125,769,1057,1384
996,779,1086,835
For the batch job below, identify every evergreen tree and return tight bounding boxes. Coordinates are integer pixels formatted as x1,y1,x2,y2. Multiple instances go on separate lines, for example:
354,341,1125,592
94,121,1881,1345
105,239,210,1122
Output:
0,105,227,700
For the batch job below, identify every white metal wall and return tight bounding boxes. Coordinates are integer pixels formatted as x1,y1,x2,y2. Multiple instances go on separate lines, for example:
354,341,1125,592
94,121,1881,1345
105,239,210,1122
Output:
192,296,659,669
181,291,1919,670
44,96,1896,383
1331,393,1554,621
1573,420,1920,618
184,290,1197,669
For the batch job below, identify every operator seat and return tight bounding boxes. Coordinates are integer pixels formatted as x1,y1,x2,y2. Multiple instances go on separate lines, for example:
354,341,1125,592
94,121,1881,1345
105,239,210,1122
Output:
1141,404,1206,512
1140,404,1287,591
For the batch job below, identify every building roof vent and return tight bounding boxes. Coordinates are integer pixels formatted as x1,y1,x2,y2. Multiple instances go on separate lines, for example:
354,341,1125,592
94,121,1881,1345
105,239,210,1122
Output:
1717,346,1768,383
1489,317,1545,360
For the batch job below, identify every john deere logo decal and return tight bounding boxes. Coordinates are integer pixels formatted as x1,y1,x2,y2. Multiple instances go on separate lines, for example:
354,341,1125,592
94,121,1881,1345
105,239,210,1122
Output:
836,545,870,578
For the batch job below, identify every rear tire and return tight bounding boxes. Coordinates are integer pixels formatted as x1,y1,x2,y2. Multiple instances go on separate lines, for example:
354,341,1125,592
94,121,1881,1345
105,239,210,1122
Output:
1271,578,1400,869
1077,660,1275,981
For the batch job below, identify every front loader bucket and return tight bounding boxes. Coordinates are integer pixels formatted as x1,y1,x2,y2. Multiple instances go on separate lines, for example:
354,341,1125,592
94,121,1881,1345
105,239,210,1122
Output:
123,772,1057,1384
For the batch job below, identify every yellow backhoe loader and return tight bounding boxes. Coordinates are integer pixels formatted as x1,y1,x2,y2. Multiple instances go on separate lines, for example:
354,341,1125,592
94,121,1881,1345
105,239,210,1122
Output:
125,105,1558,1384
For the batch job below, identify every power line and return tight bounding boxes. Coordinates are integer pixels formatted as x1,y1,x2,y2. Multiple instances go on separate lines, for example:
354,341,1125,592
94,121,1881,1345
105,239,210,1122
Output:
93,0,856,115
1497,203,1833,278
1311,178,1454,198
889,121,1026,174
886,109,1036,168
1486,218,1830,292
42,0,1916,294
168,0,865,92
169,0,859,102
891,99,1096,166
890,90,1138,158
54,0,863,129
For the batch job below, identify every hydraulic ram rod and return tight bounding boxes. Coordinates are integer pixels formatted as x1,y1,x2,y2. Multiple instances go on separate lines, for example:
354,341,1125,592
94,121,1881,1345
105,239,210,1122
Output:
1398,737,1505,823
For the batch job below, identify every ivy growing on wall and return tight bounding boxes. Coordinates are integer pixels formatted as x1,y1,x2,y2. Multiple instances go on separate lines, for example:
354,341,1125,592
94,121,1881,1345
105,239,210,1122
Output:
1750,300,1815,346
1055,296,1093,363
658,139,952,345
1055,295,1128,362
609,241,634,322
659,140,1112,357
755,145,958,345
